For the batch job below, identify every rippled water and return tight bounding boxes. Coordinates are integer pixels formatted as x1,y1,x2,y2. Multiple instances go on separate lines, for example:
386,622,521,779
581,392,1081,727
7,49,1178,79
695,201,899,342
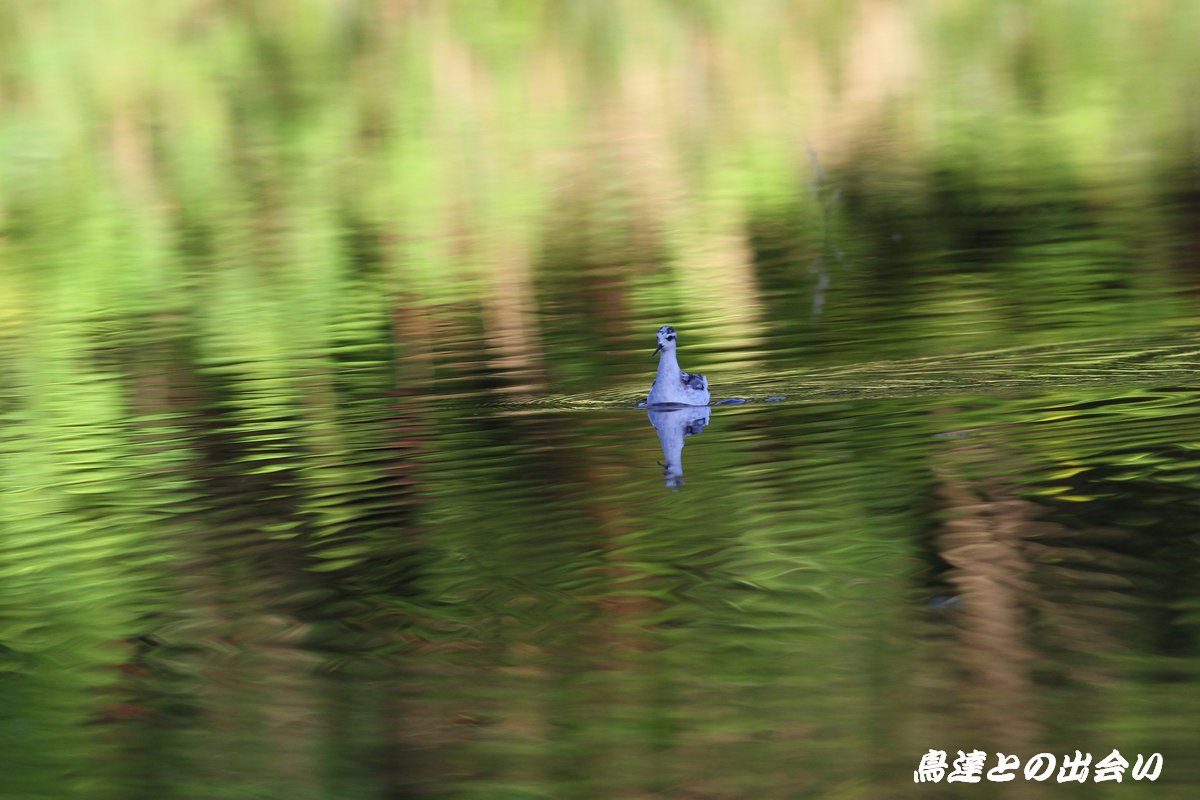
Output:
4,2,1200,799
7,322,1199,798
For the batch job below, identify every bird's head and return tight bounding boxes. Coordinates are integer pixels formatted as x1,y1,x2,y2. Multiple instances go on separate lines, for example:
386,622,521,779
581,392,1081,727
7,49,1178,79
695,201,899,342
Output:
652,325,677,357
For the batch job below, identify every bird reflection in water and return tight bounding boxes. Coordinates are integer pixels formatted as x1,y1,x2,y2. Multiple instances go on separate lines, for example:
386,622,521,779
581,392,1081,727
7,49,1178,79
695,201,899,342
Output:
648,406,711,489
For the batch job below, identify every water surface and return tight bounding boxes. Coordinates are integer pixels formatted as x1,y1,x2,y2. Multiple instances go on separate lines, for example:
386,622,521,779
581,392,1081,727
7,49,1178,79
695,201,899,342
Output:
2,2,1200,798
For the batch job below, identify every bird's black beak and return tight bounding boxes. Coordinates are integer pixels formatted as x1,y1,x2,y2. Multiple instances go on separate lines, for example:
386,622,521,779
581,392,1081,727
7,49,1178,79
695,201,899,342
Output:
652,343,663,357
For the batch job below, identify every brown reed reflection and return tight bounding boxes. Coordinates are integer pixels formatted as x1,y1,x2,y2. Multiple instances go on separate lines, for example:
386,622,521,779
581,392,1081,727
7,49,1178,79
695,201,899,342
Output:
934,433,1042,750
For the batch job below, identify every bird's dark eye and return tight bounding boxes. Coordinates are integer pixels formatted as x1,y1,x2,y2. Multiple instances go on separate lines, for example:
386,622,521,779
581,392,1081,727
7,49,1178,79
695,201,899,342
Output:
666,334,675,341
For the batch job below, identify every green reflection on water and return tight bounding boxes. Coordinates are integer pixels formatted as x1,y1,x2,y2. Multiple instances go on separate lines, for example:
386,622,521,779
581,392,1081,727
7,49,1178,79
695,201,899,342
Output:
1,1,1200,798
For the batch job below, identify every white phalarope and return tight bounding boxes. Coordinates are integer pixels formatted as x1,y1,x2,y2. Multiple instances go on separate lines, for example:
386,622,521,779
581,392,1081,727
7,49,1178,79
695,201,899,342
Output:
647,325,710,407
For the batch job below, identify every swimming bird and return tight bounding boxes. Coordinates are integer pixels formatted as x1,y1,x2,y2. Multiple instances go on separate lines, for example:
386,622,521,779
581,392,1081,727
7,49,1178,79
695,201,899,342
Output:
647,325,711,406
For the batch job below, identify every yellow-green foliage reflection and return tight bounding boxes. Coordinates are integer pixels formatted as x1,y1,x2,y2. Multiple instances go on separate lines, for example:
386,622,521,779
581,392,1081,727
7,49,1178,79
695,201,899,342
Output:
0,2,1199,798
